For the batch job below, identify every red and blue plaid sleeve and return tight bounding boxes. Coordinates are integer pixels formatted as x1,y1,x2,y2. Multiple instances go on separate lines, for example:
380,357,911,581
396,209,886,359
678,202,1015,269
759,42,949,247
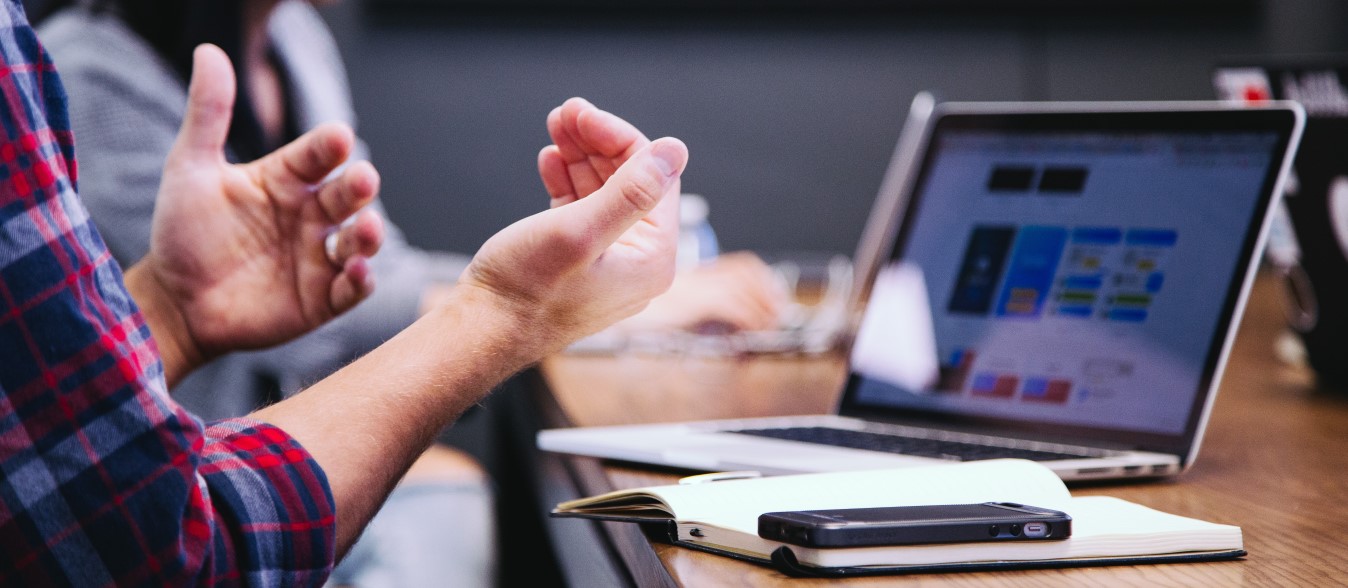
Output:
0,2,336,586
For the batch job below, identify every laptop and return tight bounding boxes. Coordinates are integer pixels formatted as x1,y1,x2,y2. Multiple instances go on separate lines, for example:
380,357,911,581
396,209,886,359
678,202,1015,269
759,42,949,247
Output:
538,97,1305,481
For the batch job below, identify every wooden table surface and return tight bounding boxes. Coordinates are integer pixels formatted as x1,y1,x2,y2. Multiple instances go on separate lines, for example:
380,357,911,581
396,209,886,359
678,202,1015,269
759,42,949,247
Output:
536,270,1348,586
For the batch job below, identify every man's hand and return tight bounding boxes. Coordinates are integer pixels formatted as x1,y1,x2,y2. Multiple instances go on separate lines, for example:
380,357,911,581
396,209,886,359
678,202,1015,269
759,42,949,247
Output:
454,100,688,362
125,44,384,386
253,100,685,552
537,98,787,335
537,97,656,208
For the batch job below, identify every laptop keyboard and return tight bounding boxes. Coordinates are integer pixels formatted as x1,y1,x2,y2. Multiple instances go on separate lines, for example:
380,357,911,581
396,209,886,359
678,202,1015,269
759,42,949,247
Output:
729,426,1100,462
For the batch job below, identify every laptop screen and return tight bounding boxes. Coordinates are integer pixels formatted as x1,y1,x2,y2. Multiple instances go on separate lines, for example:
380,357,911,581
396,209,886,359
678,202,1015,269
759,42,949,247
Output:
841,106,1299,454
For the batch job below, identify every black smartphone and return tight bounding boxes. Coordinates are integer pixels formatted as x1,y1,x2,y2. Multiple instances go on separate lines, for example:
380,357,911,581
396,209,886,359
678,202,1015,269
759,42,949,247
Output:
757,502,1071,548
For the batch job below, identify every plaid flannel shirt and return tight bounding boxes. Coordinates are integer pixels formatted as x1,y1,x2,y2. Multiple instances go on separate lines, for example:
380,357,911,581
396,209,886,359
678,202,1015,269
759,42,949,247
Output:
0,2,336,585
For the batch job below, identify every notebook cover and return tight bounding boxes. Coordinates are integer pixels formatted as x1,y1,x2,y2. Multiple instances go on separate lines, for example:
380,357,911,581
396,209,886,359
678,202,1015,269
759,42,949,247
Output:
766,545,1248,577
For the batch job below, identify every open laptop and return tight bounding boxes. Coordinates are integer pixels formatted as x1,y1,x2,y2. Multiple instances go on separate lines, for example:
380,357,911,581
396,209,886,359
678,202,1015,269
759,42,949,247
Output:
538,97,1305,481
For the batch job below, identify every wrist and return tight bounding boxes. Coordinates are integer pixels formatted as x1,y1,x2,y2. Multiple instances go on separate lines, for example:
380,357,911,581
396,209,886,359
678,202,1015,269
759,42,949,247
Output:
417,282,458,317
124,258,208,387
430,283,548,376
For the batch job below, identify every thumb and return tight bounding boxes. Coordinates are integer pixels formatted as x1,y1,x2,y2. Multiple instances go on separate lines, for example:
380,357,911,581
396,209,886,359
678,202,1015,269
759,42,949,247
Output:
563,137,688,247
171,44,236,163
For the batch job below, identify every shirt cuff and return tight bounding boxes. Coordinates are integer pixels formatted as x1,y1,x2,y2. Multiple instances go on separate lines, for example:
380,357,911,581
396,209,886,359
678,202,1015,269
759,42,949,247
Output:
198,418,336,586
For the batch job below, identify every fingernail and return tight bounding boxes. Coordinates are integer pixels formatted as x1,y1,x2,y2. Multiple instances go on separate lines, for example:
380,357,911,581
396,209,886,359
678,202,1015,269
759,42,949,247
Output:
651,140,684,178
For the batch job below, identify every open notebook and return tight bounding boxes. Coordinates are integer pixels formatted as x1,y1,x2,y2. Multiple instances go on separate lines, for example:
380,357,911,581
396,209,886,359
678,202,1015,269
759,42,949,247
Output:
551,460,1244,576
540,97,1304,482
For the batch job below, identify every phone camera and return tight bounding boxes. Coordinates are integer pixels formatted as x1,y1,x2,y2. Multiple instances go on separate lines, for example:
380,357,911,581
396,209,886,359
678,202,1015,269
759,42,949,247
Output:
987,525,999,537
1009,523,1022,536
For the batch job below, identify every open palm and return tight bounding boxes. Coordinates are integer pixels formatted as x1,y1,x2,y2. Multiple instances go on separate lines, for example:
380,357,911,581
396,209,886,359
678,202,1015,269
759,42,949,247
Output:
140,45,383,362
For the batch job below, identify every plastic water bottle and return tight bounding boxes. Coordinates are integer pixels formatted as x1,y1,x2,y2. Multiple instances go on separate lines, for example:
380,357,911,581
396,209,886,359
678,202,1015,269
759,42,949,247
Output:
678,193,719,270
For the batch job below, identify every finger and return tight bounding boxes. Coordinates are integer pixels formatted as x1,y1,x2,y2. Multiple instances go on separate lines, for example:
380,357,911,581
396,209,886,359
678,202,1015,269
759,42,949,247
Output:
709,252,793,311
689,296,772,333
718,303,776,332
733,260,794,314
560,137,688,249
330,256,375,316
171,44,235,163
707,280,782,331
538,145,577,207
556,97,648,159
712,279,780,325
559,99,650,198
316,160,380,224
329,209,385,265
739,288,787,329
546,97,591,161
549,99,605,198
545,101,584,164
574,109,647,184
575,107,648,165
257,123,357,196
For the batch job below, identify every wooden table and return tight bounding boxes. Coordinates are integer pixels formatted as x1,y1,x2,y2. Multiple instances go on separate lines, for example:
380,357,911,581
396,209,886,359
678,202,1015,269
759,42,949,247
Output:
529,270,1348,586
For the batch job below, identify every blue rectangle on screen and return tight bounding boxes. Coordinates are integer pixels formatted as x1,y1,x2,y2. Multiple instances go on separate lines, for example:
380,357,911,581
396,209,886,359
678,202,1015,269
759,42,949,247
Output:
1108,308,1149,322
1071,227,1123,245
1022,378,1049,396
1125,229,1178,247
995,226,1068,318
1062,276,1104,290
1057,305,1092,318
1146,273,1165,292
971,373,998,392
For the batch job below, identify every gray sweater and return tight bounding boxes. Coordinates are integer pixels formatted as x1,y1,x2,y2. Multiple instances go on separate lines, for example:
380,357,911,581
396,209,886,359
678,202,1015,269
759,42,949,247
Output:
40,2,471,420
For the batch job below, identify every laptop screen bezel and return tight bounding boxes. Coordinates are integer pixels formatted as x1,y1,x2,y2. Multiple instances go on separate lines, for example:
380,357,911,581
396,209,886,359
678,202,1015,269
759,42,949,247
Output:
835,102,1303,460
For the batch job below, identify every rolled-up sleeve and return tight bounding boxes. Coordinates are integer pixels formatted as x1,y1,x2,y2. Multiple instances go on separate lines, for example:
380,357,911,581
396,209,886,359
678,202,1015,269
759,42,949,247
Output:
197,419,336,586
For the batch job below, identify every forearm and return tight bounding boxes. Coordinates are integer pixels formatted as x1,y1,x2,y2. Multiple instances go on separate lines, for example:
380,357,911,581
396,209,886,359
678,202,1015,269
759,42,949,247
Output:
250,285,536,554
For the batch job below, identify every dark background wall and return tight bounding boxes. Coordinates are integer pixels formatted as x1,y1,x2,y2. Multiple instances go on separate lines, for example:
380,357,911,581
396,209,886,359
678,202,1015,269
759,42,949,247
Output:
24,0,1348,259
314,0,1348,261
